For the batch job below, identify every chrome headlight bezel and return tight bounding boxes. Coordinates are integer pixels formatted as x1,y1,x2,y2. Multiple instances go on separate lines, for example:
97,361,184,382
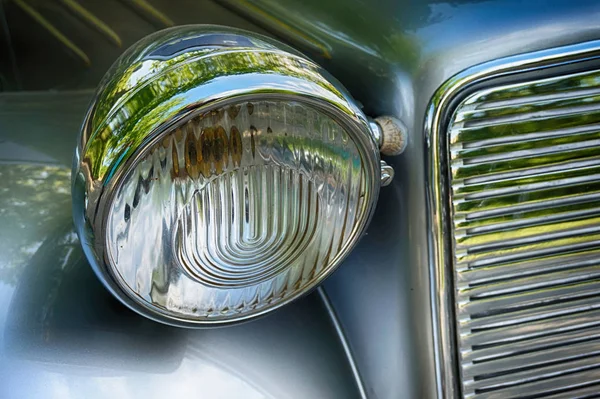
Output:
72,25,381,327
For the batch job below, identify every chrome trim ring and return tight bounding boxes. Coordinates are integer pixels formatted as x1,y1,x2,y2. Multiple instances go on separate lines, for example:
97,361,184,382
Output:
72,25,380,327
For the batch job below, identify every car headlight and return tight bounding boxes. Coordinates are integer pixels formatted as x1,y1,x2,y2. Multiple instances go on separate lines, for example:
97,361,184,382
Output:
72,25,404,326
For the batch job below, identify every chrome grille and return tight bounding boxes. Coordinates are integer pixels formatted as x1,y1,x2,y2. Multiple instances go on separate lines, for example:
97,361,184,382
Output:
448,68,600,398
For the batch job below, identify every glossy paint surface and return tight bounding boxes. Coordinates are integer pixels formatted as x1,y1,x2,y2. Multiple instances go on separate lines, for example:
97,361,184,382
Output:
0,91,363,399
218,1,600,398
0,2,364,397
3,0,600,398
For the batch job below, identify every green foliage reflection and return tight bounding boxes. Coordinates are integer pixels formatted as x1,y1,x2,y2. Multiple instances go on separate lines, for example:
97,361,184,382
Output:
0,164,71,285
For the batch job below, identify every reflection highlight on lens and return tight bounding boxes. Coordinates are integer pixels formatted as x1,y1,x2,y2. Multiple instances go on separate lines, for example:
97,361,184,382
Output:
106,100,369,321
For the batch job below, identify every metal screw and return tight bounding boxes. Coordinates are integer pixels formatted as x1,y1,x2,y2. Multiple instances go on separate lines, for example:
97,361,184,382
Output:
380,160,394,187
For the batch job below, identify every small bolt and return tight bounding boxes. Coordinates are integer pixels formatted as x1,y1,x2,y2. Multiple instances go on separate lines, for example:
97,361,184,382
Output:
380,160,394,187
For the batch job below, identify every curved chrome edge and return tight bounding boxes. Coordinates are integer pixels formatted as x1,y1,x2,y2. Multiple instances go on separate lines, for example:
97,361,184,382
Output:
424,39,600,398
73,25,381,327
92,94,379,328
317,287,368,399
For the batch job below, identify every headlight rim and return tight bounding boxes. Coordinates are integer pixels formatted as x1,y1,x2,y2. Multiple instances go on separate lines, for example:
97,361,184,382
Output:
73,25,381,327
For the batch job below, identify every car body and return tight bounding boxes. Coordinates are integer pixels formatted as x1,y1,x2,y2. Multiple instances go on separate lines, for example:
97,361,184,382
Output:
2,1,600,398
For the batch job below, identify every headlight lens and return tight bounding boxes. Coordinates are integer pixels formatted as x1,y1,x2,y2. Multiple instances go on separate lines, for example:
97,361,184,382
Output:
73,26,384,326
106,99,370,321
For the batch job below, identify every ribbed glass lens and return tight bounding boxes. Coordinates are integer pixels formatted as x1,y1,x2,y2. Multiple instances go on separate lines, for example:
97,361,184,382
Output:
105,100,369,322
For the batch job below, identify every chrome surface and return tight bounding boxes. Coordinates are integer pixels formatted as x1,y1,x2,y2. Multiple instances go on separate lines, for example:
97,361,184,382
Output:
427,42,600,398
73,25,380,326
104,99,371,323
368,118,383,148
452,68,600,398
380,160,394,187
224,1,600,398
5,0,600,398
0,90,364,399
0,3,368,398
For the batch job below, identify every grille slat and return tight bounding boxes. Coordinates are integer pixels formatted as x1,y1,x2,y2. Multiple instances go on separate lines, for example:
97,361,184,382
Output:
541,383,600,399
449,68,600,398
458,279,600,318
461,307,600,347
462,325,600,363
451,109,600,147
461,264,600,299
463,345,600,382
452,143,600,181
454,165,600,200
457,248,600,286
461,69,600,107
455,89,600,124
467,367,600,399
